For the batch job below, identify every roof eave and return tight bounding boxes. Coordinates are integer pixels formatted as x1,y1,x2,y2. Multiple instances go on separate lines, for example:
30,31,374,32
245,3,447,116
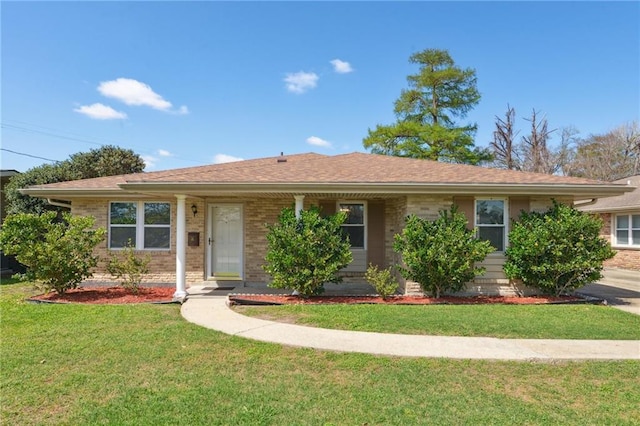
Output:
21,182,633,200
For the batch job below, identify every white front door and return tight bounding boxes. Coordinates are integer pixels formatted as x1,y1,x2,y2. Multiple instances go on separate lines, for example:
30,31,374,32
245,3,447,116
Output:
207,204,243,279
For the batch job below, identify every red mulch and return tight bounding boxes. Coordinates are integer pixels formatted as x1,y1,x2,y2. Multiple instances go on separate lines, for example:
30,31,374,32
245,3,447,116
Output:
229,294,587,306
29,287,176,304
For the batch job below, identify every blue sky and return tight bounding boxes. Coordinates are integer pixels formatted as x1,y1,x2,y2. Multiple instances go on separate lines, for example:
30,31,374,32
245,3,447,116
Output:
2,1,639,173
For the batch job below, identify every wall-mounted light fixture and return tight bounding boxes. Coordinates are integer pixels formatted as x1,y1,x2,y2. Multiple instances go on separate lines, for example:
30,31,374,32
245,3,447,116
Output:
191,204,198,217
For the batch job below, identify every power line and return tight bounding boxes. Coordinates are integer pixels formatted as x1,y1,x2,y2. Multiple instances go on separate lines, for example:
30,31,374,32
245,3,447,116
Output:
0,148,61,163
1,120,209,165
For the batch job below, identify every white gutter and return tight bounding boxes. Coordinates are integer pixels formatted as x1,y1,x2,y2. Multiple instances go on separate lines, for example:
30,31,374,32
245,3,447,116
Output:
46,198,72,209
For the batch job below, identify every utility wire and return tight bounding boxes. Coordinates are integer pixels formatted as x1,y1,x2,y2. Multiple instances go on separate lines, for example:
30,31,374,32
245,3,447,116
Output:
0,148,60,163
2,120,209,165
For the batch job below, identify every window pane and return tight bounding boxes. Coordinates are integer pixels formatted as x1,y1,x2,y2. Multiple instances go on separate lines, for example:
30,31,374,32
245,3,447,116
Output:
144,227,170,249
476,200,504,225
632,215,640,229
110,203,137,225
478,227,504,251
633,230,640,246
110,227,136,248
342,226,364,248
617,230,629,245
617,215,629,230
339,204,364,225
145,203,170,225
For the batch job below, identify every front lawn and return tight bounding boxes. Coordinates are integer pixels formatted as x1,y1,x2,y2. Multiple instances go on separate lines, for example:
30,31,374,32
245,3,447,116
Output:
2,281,639,425
234,303,640,339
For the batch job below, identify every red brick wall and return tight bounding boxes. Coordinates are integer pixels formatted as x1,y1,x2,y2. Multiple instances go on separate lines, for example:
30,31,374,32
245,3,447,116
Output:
596,213,640,271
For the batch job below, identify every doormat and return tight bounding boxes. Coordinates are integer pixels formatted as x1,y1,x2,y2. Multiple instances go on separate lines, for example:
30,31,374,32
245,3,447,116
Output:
213,287,236,291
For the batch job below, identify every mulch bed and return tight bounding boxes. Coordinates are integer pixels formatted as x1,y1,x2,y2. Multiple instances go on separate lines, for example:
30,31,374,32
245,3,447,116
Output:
28,287,176,304
228,294,594,306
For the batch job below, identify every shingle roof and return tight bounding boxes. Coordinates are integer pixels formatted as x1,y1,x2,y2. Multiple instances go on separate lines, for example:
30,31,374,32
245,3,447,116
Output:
580,175,640,212
25,152,611,190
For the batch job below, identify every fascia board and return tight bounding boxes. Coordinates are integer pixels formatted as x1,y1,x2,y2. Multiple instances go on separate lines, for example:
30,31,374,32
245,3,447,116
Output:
22,182,633,199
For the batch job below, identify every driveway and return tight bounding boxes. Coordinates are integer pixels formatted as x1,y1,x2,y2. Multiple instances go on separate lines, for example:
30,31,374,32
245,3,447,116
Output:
577,268,640,315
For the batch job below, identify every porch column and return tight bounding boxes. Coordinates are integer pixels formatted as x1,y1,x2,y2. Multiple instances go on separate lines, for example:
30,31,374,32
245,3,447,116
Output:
174,194,187,300
294,195,305,219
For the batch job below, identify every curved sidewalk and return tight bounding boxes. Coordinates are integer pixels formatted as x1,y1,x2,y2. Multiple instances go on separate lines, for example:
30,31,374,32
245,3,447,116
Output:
181,292,640,361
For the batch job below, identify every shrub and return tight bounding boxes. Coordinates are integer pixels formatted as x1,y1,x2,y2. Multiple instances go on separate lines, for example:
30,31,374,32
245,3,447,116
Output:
106,242,151,293
504,201,615,296
0,212,106,294
264,206,353,297
365,263,399,299
393,206,494,298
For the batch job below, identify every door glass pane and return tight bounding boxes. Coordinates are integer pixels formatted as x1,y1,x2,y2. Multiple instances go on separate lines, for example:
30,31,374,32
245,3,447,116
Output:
617,215,629,230
213,206,241,277
617,230,629,245
476,200,504,225
110,227,136,248
144,227,170,249
144,203,170,225
478,227,504,251
111,202,137,225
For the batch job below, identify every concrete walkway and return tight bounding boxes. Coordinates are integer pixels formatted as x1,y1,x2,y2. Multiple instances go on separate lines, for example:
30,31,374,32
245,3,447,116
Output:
181,286,640,361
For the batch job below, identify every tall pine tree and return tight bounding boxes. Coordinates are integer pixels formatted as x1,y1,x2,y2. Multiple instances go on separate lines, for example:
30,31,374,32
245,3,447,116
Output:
363,49,491,164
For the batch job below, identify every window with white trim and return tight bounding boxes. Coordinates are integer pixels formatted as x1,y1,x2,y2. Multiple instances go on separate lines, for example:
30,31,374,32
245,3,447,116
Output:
338,202,366,249
475,199,506,252
109,202,171,249
615,214,640,248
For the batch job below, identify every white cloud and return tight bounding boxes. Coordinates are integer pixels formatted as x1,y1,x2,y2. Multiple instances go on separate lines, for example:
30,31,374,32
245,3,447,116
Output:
158,149,172,157
306,136,332,148
213,154,244,164
97,78,187,114
284,71,319,94
330,59,353,74
141,155,157,169
74,103,127,120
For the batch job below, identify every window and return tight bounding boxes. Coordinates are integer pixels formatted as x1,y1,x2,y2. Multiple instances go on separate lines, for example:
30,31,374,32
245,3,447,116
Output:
475,199,506,252
109,202,171,249
338,202,365,249
615,214,640,247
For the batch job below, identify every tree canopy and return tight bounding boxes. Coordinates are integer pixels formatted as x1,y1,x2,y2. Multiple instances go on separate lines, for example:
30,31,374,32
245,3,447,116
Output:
363,48,491,164
5,145,145,215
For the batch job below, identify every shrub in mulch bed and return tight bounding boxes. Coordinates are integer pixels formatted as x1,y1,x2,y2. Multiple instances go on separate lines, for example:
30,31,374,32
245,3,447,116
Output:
28,287,177,305
228,294,602,306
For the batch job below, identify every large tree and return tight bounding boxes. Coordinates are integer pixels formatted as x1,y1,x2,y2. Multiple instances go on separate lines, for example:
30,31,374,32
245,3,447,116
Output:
363,49,491,164
489,106,575,175
5,145,145,215
566,122,640,181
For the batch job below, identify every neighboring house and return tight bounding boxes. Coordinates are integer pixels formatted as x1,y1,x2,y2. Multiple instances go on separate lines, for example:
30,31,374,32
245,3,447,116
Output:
1,169,21,276
21,152,633,298
579,175,640,271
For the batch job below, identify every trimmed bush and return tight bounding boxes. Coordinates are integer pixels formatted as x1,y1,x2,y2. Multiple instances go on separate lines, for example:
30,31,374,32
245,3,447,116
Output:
365,263,399,299
504,201,615,296
0,212,106,294
107,242,151,293
264,207,353,297
393,206,493,298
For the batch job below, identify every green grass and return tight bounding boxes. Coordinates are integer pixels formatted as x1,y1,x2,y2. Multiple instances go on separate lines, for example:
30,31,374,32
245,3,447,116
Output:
2,282,639,425
235,303,640,339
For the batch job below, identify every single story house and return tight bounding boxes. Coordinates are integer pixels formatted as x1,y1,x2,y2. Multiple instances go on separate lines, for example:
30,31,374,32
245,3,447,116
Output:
21,152,633,299
579,175,640,271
